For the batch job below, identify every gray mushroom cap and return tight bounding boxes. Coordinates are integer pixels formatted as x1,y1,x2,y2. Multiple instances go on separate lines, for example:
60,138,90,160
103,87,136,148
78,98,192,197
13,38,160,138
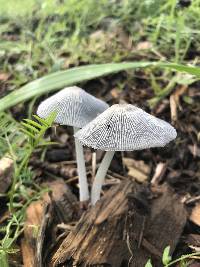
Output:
74,104,177,151
37,86,109,128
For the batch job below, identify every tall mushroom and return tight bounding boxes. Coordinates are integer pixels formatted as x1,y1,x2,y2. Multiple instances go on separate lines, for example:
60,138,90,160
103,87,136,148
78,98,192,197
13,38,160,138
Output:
37,86,109,202
75,104,177,204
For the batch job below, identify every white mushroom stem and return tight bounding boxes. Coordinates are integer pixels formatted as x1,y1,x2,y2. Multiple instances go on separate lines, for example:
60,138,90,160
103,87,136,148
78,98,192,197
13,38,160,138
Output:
91,150,115,205
74,127,89,202
92,151,96,180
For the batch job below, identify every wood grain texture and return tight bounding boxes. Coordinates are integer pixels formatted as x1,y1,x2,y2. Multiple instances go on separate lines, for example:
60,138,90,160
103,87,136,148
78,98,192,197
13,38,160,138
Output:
51,181,187,267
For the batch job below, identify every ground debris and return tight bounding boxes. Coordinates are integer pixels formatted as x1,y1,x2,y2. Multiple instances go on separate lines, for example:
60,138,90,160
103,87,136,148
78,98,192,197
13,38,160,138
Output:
20,178,78,267
21,200,44,267
0,156,13,193
190,203,200,227
187,234,200,249
151,162,168,185
129,184,187,267
51,181,186,267
123,157,150,183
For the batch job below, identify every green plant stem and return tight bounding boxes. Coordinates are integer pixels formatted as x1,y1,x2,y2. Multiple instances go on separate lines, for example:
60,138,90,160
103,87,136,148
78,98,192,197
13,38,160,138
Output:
165,252,200,267
9,148,33,212
170,0,177,20
148,76,177,108
0,251,9,267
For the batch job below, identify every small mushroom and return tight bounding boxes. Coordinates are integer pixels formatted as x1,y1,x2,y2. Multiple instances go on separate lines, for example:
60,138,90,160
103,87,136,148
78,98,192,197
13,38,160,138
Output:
37,86,109,202
75,104,177,204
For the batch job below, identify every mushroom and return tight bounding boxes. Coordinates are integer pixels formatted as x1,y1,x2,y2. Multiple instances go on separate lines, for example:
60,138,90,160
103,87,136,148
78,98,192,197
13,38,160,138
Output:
37,86,109,202
75,104,177,205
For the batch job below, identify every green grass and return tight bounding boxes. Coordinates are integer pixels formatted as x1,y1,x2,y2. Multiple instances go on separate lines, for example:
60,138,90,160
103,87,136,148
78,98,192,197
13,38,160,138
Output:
0,0,37,19
1,0,200,109
0,112,56,266
145,246,200,267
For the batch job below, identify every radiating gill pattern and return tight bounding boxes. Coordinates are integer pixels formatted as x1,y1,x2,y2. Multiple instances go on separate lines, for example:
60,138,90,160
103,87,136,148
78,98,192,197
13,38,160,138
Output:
75,104,177,151
37,86,109,128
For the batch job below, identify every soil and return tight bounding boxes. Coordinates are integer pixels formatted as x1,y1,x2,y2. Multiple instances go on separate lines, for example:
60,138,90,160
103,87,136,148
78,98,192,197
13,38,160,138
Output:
1,66,200,267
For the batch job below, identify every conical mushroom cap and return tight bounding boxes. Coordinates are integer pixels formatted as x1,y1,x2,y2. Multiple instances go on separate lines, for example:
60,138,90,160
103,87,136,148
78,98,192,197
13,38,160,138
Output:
37,86,109,128
75,104,177,151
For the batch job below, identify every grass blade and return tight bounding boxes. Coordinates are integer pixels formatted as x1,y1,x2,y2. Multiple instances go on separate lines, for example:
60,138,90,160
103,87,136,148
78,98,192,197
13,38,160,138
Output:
0,62,199,112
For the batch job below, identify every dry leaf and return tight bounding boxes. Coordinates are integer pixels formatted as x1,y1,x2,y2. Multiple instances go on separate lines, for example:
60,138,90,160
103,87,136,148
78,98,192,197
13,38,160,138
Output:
123,157,150,182
136,41,152,50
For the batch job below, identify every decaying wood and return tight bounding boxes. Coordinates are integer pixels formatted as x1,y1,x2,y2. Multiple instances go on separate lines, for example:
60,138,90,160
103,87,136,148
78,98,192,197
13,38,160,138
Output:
36,179,79,267
51,180,136,267
51,181,187,267
189,203,200,227
21,179,78,267
129,184,187,267
36,203,53,267
21,200,44,267
42,179,79,222
0,156,13,193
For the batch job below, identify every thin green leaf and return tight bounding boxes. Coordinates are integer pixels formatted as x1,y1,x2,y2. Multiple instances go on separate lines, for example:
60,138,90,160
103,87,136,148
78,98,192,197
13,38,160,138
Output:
162,246,172,265
0,62,199,112
45,111,57,125
2,238,13,249
23,119,43,129
32,115,49,127
145,259,153,267
159,62,200,77
21,122,40,133
0,62,153,111
38,141,58,147
0,227,7,233
20,128,36,139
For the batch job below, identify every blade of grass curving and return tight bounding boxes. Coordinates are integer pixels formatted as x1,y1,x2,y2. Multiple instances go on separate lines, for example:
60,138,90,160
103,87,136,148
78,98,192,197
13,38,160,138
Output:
158,62,200,76
0,62,153,112
0,62,199,112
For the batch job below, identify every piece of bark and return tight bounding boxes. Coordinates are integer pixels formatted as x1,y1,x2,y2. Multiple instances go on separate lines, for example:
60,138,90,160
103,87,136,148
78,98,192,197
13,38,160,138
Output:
51,180,136,267
36,180,79,267
36,203,53,267
43,179,79,222
189,203,200,227
188,263,200,267
21,239,35,267
0,156,13,193
21,179,78,267
129,184,187,267
51,181,187,267
187,234,200,249
36,179,79,267
21,200,44,267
